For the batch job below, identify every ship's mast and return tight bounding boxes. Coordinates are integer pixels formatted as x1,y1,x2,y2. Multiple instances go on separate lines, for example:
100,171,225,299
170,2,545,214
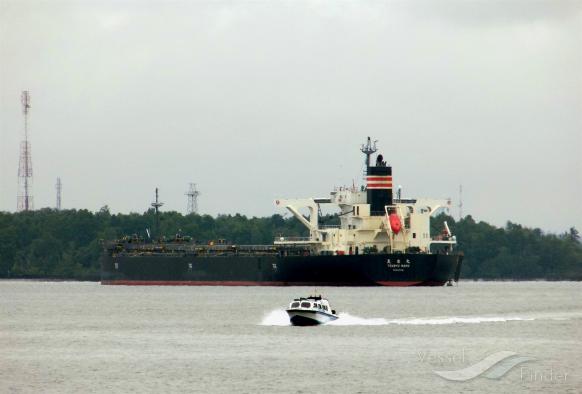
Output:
151,188,164,239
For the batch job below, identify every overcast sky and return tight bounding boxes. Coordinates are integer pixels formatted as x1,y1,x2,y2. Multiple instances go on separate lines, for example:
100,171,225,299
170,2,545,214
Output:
1,0,581,233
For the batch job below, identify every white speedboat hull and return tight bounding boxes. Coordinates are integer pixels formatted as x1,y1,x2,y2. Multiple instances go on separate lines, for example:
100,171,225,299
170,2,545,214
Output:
286,309,338,326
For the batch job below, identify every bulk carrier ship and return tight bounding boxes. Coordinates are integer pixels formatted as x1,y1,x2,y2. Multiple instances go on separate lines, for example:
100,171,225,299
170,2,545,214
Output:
101,138,463,286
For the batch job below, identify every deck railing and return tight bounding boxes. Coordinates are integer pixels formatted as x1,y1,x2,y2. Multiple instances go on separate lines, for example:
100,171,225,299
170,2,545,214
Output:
318,224,340,229
274,236,312,243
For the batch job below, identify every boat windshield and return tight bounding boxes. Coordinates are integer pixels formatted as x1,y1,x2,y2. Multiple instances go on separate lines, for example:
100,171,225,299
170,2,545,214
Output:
300,302,311,308
291,302,300,308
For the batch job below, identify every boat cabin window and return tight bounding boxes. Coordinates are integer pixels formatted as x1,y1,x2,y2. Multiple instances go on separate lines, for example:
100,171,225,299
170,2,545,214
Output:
300,302,311,308
323,305,328,311
291,302,300,308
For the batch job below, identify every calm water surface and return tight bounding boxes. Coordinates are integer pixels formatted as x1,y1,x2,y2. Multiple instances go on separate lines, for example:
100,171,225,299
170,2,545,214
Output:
1,281,581,393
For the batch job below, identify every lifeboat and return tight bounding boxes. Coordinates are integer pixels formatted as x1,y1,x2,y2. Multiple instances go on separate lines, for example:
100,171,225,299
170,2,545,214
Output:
389,213,402,233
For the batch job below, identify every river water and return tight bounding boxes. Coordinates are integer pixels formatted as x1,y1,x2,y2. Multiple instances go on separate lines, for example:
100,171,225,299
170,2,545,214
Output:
1,281,581,393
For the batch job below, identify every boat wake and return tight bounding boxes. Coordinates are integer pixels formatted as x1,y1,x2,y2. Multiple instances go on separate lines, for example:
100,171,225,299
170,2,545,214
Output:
327,313,388,326
260,309,293,326
382,316,535,325
260,309,535,326
328,314,535,326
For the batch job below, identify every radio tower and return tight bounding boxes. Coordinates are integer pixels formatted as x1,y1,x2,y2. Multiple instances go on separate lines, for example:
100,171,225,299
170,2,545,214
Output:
56,178,62,210
185,183,200,214
17,91,33,211
458,184,463,221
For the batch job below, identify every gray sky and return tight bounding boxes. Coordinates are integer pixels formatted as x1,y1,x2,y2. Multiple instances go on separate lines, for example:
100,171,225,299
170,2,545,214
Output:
1,0,581,233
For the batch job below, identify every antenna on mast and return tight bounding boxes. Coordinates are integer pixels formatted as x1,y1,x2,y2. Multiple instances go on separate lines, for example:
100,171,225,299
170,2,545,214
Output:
17,91,33,211
360,136,378,167
185,183,200,214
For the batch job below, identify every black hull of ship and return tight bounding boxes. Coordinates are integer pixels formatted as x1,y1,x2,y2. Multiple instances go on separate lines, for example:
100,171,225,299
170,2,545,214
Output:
101,253,463,287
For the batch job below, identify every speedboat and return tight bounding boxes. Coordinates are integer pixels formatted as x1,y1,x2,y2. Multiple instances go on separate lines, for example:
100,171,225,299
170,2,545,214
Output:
286,295,338,326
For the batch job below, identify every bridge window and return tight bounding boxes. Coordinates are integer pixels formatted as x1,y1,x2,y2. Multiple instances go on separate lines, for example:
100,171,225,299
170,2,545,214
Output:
291,302,300,308
300,302,311,308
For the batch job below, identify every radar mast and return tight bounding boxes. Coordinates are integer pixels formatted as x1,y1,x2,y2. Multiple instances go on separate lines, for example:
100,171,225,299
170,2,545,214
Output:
360,136,378,167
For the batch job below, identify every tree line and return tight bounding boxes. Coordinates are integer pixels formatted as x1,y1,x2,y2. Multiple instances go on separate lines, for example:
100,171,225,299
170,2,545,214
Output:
0,207,580,280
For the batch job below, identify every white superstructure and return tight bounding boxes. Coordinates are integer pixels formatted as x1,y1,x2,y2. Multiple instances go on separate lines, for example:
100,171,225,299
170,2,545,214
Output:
275,138,457,256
